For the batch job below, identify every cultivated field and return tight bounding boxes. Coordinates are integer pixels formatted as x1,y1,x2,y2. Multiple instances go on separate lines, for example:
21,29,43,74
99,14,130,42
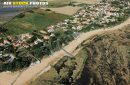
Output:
41,6,81,15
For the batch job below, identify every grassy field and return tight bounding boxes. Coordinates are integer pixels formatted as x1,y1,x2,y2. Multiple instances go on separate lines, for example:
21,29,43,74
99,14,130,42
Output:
3,9,69,35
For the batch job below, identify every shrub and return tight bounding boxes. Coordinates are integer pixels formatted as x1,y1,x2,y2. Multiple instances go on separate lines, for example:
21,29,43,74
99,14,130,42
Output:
15,13,25,18
45,9,51,11
27,10,34,13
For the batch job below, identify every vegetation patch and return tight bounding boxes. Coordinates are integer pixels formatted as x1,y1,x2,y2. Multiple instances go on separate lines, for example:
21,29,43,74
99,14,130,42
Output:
47,0,73,7
30,49,87,85
30,24,130,85
3,9,69,35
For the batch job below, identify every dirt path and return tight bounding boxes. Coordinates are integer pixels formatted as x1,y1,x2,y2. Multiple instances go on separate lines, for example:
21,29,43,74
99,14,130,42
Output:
0,18,130,85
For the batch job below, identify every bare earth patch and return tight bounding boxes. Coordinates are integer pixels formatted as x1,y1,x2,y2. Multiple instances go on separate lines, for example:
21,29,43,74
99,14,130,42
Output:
41,6,81,15
73,0,101,4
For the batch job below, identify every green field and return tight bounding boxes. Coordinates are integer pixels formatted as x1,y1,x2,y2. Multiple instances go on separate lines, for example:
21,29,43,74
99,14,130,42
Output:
4,9,69,35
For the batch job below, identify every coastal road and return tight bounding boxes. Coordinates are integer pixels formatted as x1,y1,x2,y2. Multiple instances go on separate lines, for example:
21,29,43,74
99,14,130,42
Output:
0,17,130,85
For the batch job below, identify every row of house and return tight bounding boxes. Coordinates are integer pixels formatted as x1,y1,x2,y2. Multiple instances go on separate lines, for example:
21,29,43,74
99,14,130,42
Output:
0,0,129,49
45,1,130,34
1,0,130,49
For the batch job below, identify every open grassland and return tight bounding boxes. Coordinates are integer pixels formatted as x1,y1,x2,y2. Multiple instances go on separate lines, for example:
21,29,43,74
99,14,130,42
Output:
3,9,69,35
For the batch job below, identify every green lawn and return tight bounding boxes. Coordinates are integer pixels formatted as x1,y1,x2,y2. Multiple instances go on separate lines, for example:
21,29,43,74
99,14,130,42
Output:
4,9,69,35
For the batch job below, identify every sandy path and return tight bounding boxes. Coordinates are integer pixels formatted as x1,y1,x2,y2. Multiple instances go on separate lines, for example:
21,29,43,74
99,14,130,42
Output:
0,17,130,85
41,6,81,15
